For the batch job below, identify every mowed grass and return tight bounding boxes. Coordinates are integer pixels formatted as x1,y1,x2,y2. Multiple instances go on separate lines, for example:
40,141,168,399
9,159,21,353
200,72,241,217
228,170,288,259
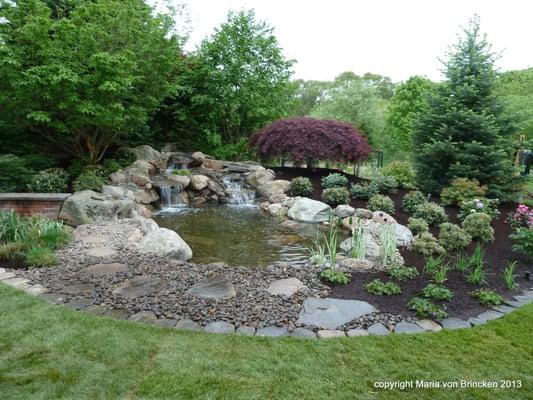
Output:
0,283,532,400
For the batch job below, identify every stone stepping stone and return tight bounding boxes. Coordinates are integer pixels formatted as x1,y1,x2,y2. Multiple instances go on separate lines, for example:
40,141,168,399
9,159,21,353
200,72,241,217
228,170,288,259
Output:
513,295,533,304
102,308,130,320
468,310,504,326
290,328,316,339
395,321,425,334
23,285,48,296
186,275,236,300
492,305,516,314
296,298,378,330
175,318,201,331
367,323,390,336
84,234,109,244
129,311,158,324
66,297,94,309
504,300,527,308
346,328,369,337
416,319,442,332
153,318,177,328
84,263,128,277
267,278,304,297
204,321,235,334
112,276,164,299
236,326,256,335
2,277,30,289
256,326,288,337
317,330,346,339
0,271,16,280
86,247,118,258
441,317,471,330
38,292,65,304
85,305,108,316
60,283,96,295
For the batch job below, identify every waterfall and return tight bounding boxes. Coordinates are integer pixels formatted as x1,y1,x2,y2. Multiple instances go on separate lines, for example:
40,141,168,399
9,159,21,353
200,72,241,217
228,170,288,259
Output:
222,176,255,205
160,185,184,209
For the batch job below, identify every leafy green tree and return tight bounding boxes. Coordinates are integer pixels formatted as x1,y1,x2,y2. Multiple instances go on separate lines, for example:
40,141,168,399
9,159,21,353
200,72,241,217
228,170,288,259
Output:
412,18,519,196
290,79,330,117
385,76,435,153
0,0,183,164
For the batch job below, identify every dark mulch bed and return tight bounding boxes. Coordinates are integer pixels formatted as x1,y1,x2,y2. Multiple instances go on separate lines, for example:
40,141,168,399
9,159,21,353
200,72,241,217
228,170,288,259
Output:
272,166,532,318
0,259,28,270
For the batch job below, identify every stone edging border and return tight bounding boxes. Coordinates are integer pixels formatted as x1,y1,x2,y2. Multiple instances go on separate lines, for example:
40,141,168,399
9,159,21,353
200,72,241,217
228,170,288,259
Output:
2,267,531,339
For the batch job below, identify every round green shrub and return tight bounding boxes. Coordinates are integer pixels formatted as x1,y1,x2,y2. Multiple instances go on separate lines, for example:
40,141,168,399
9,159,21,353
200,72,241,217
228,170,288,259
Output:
438,222,471,250
367,194,395,214
440,177,487,207
102,159,122,175
414,202,448,226
114,148,137,167
402,190,427,214
462,212,494,242
73,170,106,192
289,176,313,197
381,161,416,188
410,232,445,257
370,174,398,193
27,168,69,193
407,217,429,235
321,173,348,189
350,182,378,200
321,187,350,206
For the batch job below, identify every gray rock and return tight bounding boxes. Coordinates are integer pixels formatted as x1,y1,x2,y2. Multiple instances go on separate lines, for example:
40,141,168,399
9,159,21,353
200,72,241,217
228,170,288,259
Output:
245,169,275,188
86,247,118,258
190,151,206,167
468,310,504,326
0,271,16,280
354,208,373,219
112,276,164,299
85,305,108,316
267,203,287,218
441,317,472,330
102,308,130,320
153,318,178,328
138,227,192,261
102,185,135,200
236,326,256,335
287,198,332,224
513,295,533,304
367,323,391,336
133,188,159,205
339,258,374,272
204,321,235,334
334,205,355,218
258,180,290,197
67,297,94,309
174,318,201,331
84,263,128,277
415,319,442,332
189,175,209,191
60,283,96,294
186,275,236,300
290,328,316,339
267,278,304,297
297,298,378,330
317,329,346,339
38,292,65,304
504,300,527,308
492,305,516,314
394,321,425,334
129,311,159,324
346,328,369,337
166,174,191,188
23,284,48,295
133,145,160,161
256,326,288,337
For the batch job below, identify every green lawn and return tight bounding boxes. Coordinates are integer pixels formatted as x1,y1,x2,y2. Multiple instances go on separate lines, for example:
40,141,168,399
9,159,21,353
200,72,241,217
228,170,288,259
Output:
0,283,531,400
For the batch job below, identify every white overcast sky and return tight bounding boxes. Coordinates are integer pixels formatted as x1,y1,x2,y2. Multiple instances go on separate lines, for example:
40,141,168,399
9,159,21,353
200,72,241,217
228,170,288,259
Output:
156,0,533,83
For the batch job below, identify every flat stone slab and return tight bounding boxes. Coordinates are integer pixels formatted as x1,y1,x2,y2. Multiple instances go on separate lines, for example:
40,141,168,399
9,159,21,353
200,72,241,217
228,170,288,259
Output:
267,278,304,297
492,305,516,314
504,300,527,308
317,330,346,339
256,326,288,337
112,276,164,299
513,295,533,304
23,284,48,295
367,323,390,336
2,277,30,289
38,292,65,304
416,319,442,332
129,311,158,324
468,310,504,326
84,234,109,244
0,271,16,280
84,263,128,276
347,328,369,337
85,305,108,316
66,297,94,309
236,326,256,335
441,317,471,330
153,318,177,328
175,318,201,331
102,308,130,320
297,298,378,330
395,321,425,334
186,275,236,300
60,283,96,295
86,247,118,258
204,321,235,334
290,328,316,339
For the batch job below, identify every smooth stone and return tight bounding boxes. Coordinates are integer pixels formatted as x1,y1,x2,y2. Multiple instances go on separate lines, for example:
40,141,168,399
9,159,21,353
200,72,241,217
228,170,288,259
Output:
394,321,425,334
267,278,304,297
267,203,287,218
112,276,164,299
0,271,16,280
174,318,202,331
355,208,373,219
441,317,472,330
102,308,130,320
186,275,236,300
297,298,378,330
491,305,516,314
236,326,256,336
346,328,370,337
189,175,209,191
38,292,65,304
60,283,96,295
86,247,118,258
153,318,178,328
468,310,504,326
504,300,527,308
84,263,128,276
23,284,48,295
367,323,391,336
138,227,192,261
85,305,108,316
128,311,158,324
290,328,317,339
334,205,355,218
287,198,332,224
2,277,30,289
415,319,442,332
204,321,236,334
256,326,288,337
339,258,374,272
66,297,94,309
513,295,533,304
317,330,346,339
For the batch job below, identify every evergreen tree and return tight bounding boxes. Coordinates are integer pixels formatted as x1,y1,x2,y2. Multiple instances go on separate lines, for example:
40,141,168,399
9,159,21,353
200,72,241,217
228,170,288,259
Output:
412,18,519,197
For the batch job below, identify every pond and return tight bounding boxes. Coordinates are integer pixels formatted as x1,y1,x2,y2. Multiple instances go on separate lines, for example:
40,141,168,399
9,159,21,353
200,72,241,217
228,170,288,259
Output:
153,205,326,267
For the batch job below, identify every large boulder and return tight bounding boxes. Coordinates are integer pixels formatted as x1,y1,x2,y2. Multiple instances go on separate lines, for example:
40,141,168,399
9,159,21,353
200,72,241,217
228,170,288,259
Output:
133,145,160,161
166,174,190,188
189,151,206,167
287,198,332,223
59,190,135,226
258,179,290,197
101,185,135,200
203,158,224,170
133,188,159,205
245,169,275,188
334,205,355,218
189,175,209,191
137,227,192,261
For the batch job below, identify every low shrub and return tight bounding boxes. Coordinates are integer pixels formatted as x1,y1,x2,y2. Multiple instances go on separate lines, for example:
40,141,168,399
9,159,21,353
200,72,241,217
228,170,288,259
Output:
321,187,350,207
370,174,398,193
289,177,313,197
414,202,448,226
171,169,192,176
24,246,57,267
402,190,427,214
364,279,401,296
421,283,453,301
510,227,533,262
27,168,69,193
439,222,471,251
462,212,494,242
320,268,351,285
102,159,122,175
410,232,445,257
0,154,33,192
0,242,26,260
73,170,106,192
507,204,533,229
321,173,348,189
407,297,448,319
367,194,395,214
113,148,137,167
470,289,504,306
350,182,378,200
440,177,487,207
381,161,416,188
387,264,419,282
458,198,500,221
407,217,429,235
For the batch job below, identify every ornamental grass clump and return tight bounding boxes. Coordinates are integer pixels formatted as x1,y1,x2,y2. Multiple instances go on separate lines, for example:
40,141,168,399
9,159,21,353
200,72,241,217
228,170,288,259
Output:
502,261,519,291
350,225,366,260
379,224,397,267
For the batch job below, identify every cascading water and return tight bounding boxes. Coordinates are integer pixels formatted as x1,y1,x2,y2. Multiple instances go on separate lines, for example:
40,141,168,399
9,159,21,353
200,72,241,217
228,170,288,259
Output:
222,176,255,205
159,185,185,210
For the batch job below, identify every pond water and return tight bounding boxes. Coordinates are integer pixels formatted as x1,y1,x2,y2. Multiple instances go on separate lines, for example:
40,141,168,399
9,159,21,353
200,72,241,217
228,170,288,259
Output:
153,205,326,267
